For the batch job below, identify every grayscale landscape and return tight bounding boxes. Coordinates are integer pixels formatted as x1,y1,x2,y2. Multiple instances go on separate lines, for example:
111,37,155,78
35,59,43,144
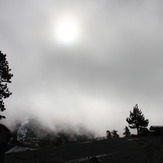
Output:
1,0,163,162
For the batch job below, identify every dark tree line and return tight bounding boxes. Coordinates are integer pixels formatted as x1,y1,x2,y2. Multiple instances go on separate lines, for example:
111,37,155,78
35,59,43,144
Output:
106,130,119,139
107,104,149,138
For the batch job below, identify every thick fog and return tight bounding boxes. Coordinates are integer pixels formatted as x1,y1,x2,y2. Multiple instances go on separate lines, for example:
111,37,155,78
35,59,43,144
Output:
1,0,163,136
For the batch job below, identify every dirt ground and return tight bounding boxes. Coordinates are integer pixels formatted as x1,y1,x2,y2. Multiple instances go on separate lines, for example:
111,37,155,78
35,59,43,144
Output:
4,136,163,163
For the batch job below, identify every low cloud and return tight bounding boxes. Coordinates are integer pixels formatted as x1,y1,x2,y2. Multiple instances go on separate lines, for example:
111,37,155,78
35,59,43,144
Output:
1,0,163,136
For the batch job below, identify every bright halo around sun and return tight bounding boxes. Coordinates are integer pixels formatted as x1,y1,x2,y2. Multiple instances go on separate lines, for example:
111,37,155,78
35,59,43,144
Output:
55,18,79,45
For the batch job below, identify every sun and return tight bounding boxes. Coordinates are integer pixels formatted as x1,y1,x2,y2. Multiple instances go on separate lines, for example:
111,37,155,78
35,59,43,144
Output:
55,18,79,45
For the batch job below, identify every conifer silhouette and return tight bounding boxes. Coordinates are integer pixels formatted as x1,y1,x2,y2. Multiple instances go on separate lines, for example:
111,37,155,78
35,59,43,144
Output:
123,126,131,137
0,51,13,119
126,104,149,135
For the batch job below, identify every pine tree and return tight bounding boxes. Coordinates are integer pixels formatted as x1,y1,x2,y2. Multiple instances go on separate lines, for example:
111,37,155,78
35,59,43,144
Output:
126,104,149,135
106,130,111,139
0,51,13,119
123,126,131,137
111,130,119,138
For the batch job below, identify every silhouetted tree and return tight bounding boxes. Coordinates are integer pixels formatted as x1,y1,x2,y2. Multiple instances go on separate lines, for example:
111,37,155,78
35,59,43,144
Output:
0,51,13,119
106,130,111,139
123,126,131,137
126,104,149,135
111,130,119,138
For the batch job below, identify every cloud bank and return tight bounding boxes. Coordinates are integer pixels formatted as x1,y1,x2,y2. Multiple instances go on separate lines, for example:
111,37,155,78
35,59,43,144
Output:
0,0,163,135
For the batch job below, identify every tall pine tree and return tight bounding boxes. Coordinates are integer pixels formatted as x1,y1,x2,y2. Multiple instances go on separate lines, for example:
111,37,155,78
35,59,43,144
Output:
126,104,149,135
0,51,13,119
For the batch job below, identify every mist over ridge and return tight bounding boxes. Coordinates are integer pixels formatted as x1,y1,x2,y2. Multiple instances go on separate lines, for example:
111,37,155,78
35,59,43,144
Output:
1,0,163,136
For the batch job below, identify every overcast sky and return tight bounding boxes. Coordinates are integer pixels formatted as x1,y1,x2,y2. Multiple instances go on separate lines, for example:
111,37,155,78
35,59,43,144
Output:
1,0,163,136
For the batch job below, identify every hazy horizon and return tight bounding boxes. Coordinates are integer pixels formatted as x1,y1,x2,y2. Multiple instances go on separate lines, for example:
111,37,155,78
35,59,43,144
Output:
1,0,163,136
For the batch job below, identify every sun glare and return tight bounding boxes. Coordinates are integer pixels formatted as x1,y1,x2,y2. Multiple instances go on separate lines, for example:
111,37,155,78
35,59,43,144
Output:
55,19,79,45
